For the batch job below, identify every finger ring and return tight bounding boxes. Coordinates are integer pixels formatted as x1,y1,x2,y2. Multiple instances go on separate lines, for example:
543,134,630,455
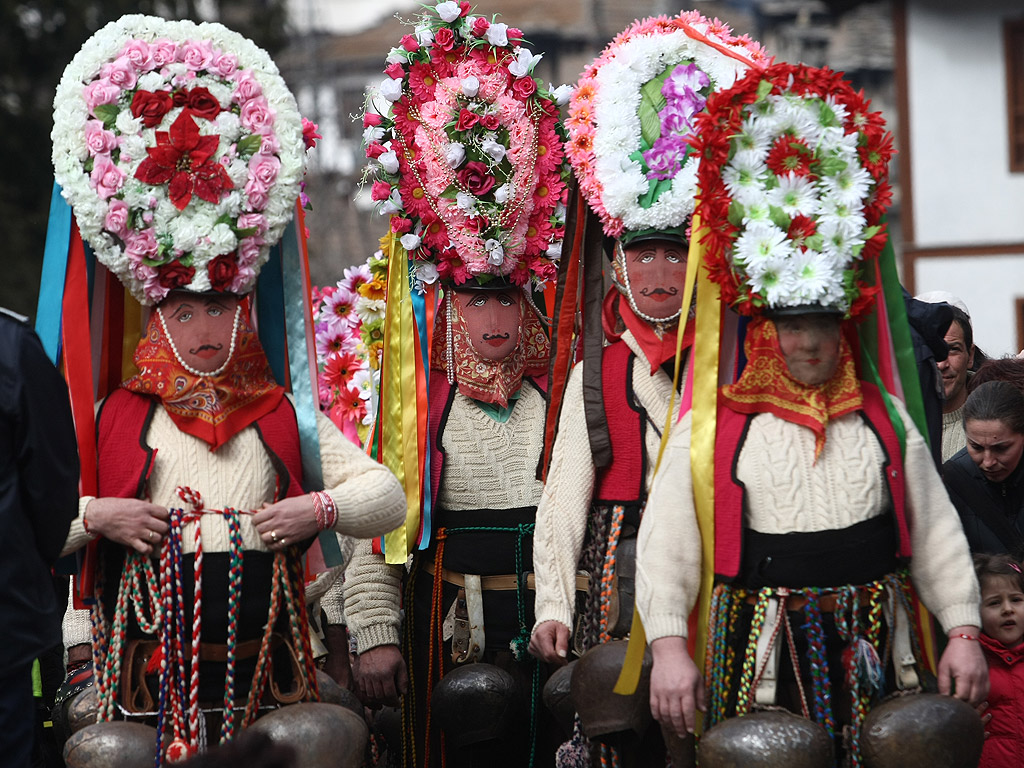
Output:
148,530,155,542
271,530,278,542
280,538,287,546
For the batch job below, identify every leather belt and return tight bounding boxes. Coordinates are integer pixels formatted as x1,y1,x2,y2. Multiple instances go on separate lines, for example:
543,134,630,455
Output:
743,587,875,614
421,560,589,592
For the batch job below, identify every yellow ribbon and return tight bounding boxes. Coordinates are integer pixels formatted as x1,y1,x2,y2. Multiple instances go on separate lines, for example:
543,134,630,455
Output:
122,287,142,381
380,230,423,563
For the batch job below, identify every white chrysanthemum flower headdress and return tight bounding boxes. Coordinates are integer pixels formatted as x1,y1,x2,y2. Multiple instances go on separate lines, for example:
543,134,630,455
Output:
52,14,308,305
565,12,769,245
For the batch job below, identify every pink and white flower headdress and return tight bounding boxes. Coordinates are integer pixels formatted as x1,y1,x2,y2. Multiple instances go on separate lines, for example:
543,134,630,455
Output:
362,1,572,289
566,12,770,242
52,14,309,305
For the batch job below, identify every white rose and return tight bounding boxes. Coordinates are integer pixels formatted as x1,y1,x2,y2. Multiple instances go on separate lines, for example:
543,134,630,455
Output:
551,84,573,106
216,190,243,217
119,135,148,166
481,138,506,163
456,192,476,211
379,77,404,103
400,233,422,251
460,76,480,98
508,48,542,78
170,217,203,252
485,23,508,47
445,142,466,168
379,190,403,215
136,72,165,92
435,1,461,22
485,239,504,265
363,125,385,144
493,183,511,204
386,48,408,65
114,108,142,137
378,147,400,175
417,262,439,285
416,26,434,46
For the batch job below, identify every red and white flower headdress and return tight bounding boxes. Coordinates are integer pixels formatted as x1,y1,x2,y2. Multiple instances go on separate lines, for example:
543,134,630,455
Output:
566,12,769,242
693,63,895,318
362,1,571,289
52,15,309,305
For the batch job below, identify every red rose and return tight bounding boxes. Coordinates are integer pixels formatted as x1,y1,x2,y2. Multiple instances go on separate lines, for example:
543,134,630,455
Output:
370,181,393,201
507,27,523,43
464,214,489,234
363,112,383,128
207,254,239,292
186,87,221,120
434,27,455,51
400,34,420,52
157,260,195,290
479,113,500,131
472,16,490,36
455,108,479,132
384,62,405,80
511,77,537,100
130,90,173,128
172,90,189,107
459,1,471,16
391,217,413,234
365,142,387,159
457,161,496,197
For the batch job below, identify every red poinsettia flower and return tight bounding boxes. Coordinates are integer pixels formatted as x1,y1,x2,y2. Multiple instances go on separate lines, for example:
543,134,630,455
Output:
766,136,814,178
135,111,233,210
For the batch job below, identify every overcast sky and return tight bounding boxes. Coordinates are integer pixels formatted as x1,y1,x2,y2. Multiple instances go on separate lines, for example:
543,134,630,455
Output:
289,0,419,34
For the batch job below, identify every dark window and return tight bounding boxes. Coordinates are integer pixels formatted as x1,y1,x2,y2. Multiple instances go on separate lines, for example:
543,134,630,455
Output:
1007,18,1024,172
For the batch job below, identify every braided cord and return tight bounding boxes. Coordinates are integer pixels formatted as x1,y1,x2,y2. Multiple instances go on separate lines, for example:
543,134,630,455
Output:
802,589,835,736
597,506,624,646
735,590,769,715
218,510,244,743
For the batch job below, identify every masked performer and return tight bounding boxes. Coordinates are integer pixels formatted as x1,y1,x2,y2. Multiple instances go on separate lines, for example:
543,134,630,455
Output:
635,63,985,767
340,5,570,767
529,13,768,671
47,16,405,765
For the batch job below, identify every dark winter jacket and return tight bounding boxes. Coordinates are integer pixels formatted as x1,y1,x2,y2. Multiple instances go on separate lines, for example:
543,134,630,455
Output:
943,447,1024,559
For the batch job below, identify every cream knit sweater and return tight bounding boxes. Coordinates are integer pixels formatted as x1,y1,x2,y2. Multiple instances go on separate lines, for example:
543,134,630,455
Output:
531,331,684,633
942,405,967,462
636,400,981,643
343,386,546,653
60,397,406,647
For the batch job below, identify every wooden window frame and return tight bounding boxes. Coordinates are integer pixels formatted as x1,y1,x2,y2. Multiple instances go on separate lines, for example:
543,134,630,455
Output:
1007,18,1024,173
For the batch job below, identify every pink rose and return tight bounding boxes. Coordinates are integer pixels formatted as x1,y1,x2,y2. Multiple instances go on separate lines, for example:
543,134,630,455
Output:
472,17,490,36
237,213,268,237
479,113,500,131
120,40,153,72
244,177,270,210
363,113,383,128
180,39,214,71
248,153,281,187
84,120,118,155
434,27,455,52
232,72,263,104
102,57,138,90
391,217,413,234
508,27,524,43
103,199,130,237
150,39,177,67
301,118,321,150
511,77,537,100
459,1,471,16
229,264,256,293
211,52,238,78
83,79,120,112
125,229,158,261
384,62,405,80
90,155,125,200
239,99,276,132
365,142,387,159
400,34,420,52
237,236,264,267
370,181,393,201
259,132,282,155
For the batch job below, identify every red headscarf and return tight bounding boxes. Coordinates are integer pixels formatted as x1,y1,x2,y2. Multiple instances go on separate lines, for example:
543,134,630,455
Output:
601,289,695,373
721,316,863,458
430,289,549,408
122,301,283,451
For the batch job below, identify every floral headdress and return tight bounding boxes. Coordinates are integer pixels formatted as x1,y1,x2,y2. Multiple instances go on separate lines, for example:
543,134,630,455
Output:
52,15,309,305
566,12,769,242
362,1,572,289
693,63,894,318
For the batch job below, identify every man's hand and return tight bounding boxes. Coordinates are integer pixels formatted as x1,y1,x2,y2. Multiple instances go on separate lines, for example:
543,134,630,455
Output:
649,636,705,737
85,497,169,555
354,644,408,707
253,495,319,551
528,620,570,665
937,626,989,707
322,624,354,690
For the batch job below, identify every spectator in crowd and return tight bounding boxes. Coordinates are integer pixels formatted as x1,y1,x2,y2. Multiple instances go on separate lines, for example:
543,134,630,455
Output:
970,357,1024,396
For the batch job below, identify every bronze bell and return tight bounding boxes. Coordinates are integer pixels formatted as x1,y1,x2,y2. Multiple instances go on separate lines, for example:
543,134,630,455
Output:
699,710,834,768
570,640,652,740
430,662,523,748
63,722,157,768
860,693,984,768
542,659,578,738
246,702,369,768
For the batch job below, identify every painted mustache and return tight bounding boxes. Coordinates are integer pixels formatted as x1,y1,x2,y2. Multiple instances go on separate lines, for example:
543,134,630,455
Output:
189,343,224,354
482,333,510,341
639,287,679,297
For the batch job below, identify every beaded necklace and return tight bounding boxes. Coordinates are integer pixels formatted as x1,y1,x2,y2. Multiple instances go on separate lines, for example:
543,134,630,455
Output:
156,304,242,379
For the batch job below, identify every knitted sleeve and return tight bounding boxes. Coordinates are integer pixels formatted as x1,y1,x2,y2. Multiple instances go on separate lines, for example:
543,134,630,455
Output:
898,400,981,631
635,412,701,641
317,408,406,539
532,365,596,632
342,537,404,652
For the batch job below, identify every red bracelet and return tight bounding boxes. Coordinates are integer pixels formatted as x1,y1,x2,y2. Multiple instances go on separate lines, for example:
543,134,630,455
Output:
82,513,97,538
952,633,979,641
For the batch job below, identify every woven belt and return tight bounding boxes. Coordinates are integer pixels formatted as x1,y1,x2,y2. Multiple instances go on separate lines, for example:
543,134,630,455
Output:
421,560,589,592
743,587,876,613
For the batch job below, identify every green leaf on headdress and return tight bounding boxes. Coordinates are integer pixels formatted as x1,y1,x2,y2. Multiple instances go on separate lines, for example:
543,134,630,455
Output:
638,65,672,149
93,104,119,128
816,155,849,177
438,185,459,200
818,100,839,128
862,225,881,241
769,206,791,231
756,79,774,102
805,234,825,252
728,201,746,228
237,134,263,158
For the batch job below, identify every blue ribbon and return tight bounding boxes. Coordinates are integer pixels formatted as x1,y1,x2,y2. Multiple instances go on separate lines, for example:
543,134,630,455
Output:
256,244,287,387
411,278,432,550
36,183,73,363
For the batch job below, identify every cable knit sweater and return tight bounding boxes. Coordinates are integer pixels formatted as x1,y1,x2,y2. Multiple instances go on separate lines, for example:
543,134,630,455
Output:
59,396,406,647
343,386,546,653
531,331,683,633
942,405,967,463
636,398,981,642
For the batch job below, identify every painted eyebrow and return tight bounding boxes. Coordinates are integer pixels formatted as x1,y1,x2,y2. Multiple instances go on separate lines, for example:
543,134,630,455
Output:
169,303,195,318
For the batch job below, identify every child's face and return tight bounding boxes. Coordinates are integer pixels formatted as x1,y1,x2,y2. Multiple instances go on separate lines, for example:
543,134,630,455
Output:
980,574,1024,648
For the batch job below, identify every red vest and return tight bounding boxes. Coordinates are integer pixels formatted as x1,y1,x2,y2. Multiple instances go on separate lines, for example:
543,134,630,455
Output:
593,341,647,507
713,382,912,581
